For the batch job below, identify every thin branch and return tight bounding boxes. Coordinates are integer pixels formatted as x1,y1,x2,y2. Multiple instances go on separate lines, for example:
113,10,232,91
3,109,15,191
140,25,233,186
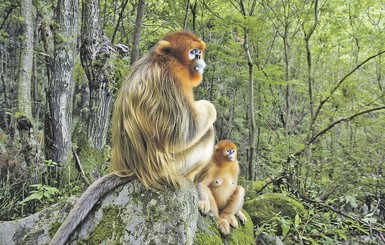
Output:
72,147,90,185
111,0,129,44
183,0,190,30
295,105,385,157
201,1,225,21
0,3,18,30
313,50,385,123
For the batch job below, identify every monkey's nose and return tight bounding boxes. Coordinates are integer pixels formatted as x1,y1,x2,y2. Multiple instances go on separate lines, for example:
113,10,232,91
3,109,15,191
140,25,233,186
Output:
194,59,206,74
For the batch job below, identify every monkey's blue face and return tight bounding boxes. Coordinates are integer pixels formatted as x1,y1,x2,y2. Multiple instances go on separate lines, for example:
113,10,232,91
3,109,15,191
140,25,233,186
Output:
225,149,237,161
189,48,206,74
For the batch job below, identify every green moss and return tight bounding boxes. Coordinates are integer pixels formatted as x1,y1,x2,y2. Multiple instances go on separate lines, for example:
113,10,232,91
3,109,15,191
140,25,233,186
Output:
194,218,223,245
223,210,254,245
48,220,62,238
194,210,254,245
251,181,265,191
244,193,304,231
88,205,125,244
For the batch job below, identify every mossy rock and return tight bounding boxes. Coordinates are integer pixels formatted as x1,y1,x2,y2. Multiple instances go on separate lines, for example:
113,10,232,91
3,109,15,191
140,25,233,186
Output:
244,193,304,230
194,210,254,245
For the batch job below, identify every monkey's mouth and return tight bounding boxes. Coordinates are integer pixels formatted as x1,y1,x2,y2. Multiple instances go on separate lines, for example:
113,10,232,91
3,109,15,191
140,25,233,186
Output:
228,155,235,161
194,59,206,74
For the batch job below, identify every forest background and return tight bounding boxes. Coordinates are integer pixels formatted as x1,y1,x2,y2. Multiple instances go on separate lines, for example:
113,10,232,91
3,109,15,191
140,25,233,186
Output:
1,0,385,243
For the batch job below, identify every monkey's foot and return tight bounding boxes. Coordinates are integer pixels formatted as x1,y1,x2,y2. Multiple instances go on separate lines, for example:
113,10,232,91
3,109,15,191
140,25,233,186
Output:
236,210,247,225
198,200,210,214
217,218,230,235
220,213,238,228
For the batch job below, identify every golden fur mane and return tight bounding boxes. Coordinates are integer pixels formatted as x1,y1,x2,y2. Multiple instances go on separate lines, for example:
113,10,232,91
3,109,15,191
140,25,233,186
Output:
110,46,197,189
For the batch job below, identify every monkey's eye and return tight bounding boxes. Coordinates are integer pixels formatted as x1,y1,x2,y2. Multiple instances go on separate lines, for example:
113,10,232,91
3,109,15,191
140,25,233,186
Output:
226,149,236,154
188,49,202,60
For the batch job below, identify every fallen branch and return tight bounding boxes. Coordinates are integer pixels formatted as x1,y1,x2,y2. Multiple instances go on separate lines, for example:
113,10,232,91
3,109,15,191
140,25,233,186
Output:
255,175,289,196
301,195,385,243
72,147,90,186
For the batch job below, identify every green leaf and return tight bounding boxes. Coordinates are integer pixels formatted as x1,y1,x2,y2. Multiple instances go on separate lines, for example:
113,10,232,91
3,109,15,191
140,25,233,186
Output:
280,218,291,236
294,214,301,226
18,192,44,205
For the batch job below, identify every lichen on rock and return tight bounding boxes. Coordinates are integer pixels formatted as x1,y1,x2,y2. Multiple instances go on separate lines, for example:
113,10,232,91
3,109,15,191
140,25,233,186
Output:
0,179,200,244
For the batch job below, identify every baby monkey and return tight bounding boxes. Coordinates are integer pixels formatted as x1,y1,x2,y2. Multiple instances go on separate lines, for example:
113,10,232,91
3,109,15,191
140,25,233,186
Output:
197,140,247,235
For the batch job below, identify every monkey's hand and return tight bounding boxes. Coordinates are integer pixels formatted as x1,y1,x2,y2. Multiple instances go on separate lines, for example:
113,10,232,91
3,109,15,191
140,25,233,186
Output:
198,200,210,214
217,217,231,235
220,213,238,229
236,210,247,226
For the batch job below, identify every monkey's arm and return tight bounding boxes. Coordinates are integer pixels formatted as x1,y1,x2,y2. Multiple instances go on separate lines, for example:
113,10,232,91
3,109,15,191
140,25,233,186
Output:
50,174,135,245
197,182,211,213
185,100,216,149
196,163,215,214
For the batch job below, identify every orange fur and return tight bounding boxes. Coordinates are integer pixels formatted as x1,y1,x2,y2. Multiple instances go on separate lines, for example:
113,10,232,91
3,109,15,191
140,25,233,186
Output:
197,140,247,235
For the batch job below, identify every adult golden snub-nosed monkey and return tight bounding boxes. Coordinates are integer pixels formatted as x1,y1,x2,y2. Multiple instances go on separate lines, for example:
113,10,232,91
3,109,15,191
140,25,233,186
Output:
50,31,216,245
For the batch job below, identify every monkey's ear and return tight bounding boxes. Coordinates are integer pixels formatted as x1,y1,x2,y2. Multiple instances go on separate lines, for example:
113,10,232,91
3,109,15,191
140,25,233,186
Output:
155,40,172,54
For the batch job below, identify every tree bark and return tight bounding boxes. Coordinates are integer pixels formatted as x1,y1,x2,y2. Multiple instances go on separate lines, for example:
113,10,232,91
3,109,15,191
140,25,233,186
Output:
130,0,145,65
17,0,40,170
80,0,128,149
44,0,78,165
17,0,34,119
81,0,110,149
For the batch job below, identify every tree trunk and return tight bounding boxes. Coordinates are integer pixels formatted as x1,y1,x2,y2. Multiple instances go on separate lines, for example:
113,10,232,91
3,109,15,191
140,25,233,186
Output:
243,32,256,181
44,0,78,165
80,0,128,150
81,0,110,149
17,0,34,119
130,0,145,65
17,0,40,171
239,0,257,181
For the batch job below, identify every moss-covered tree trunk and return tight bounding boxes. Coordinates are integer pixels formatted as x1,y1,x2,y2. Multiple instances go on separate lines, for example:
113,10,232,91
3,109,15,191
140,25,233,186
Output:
44,0,78,167
17,0,39,171
80,0,127,150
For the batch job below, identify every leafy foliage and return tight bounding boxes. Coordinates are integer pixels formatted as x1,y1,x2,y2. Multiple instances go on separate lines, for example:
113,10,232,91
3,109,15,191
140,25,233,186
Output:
0,0,385,243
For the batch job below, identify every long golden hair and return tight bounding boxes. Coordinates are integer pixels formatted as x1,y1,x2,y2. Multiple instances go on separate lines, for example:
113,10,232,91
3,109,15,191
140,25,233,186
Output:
110,33,204,189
